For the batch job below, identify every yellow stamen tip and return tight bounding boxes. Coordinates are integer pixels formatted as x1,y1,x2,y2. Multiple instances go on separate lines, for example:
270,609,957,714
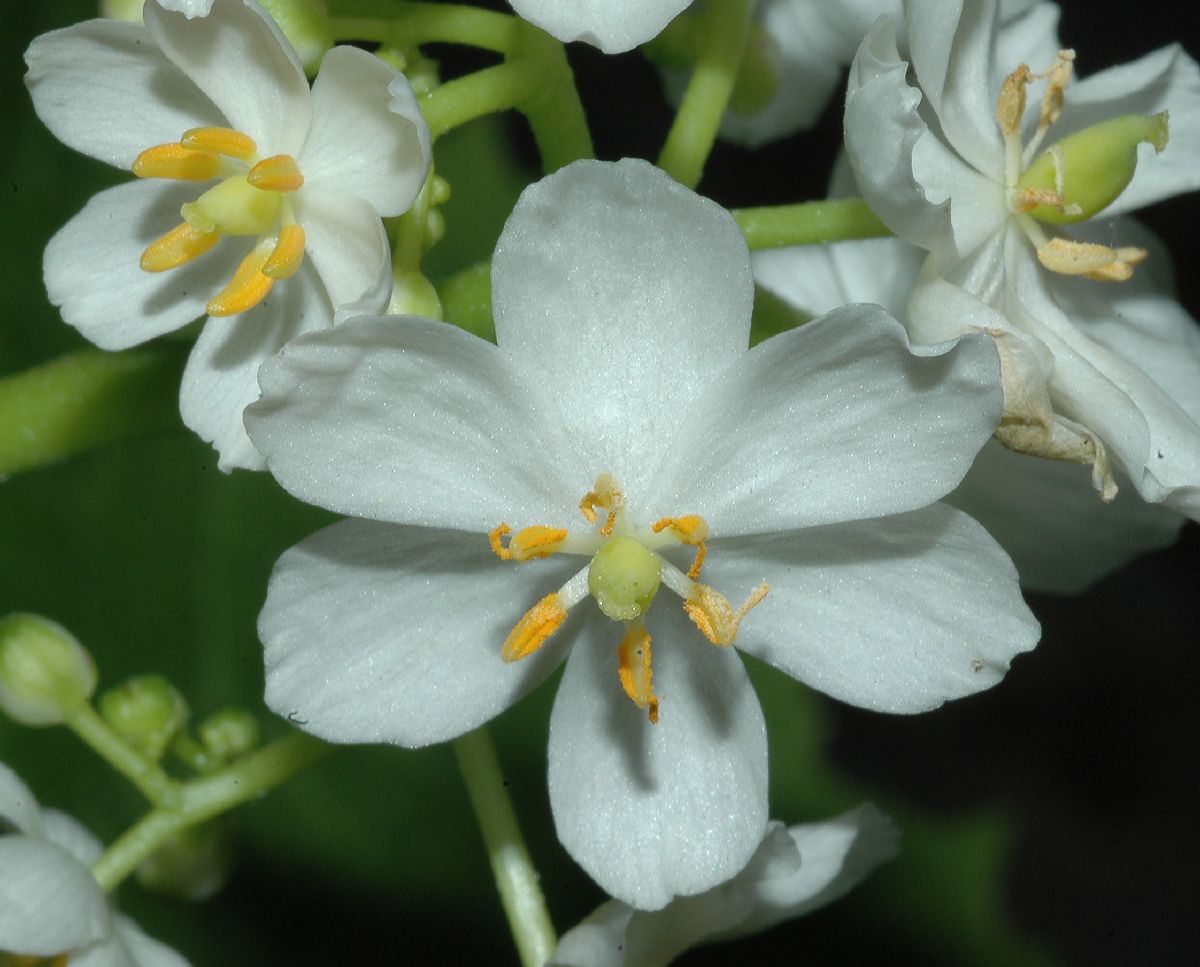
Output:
206,241,274,316
247,154,305,192
489,524,514,561
684,582,768,647
617,624,658,723
263,223,306,280
502,593,567,662
139,222,220,272
510,525,569,561
180,126,258,161
132,143,221,181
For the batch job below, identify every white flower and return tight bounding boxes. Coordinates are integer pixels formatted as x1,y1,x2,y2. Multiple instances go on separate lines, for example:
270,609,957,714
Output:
845,0,1200,518
754,236,1187,593
549,804,898,967
507,0,693,55
0,762,190,966
25,0,431,471
246,157,1037,909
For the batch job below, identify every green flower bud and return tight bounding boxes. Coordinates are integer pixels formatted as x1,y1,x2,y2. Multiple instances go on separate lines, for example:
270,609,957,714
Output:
198,707,261,762
257,0,333,75
99,674,189,760
388,270,444,320
136,820,234,902
0,614,97,726
588,537,661,622
100,0,145,21
1018,112,1169,224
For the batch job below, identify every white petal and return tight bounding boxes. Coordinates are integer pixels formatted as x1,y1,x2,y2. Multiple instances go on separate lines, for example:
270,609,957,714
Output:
716,504,1039,713
549,900,636,967
991,1,1062,95
260,520,574,746
727,803,900,937
651,307,1001,535
0,837,110,956
142,0,310,156
492,158,752,499
39,810,104,867
298,46,431,217
507,0,692,54
752,236,923,321
247,317,583,529
950,440,1184,593
1054,45,1200,215
547,608,769,910
24,19,223,169
292,190,391,318
0,762,41,836
98,916,192,967
845,18,957,255
905,0,1004,178
44,180,241,351
180,263,331,472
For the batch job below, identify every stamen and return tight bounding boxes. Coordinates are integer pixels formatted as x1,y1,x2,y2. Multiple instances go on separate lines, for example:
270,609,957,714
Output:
206,239,275,316
489,523,569,562
996,64,1030,137
132,143,222,181
139,222,220,272
180,126,258,161
617,622,658,724
683,582,769,647
579,473,623,535
1035,237,1147,281
651,515,709,579
502,593,567,662
247,154,305,192
263,223,306,280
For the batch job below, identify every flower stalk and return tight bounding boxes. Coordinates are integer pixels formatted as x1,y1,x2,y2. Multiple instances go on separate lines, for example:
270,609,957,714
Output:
734,198,891,249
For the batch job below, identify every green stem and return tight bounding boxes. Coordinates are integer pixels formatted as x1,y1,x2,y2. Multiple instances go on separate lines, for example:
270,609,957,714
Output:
329,2,520,54
62,703,180,807
90,732,330,893
734,198,892,249
420,59,541,140
658,0,755,188
512,23,595,171
453,728,556,967
437,261,494,341
0,347,184,476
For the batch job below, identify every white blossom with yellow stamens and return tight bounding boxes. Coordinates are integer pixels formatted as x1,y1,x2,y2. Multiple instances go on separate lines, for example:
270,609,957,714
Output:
25,0,430,470
845,0,1200,516
247,158,1037,910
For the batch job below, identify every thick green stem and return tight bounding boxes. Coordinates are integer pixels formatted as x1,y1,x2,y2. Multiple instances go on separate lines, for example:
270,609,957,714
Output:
437,261,494,341
512,23,595,171
0,347,184,476
420,59,541,139
658,0,755,188
63,703,181,807
90,732,330,893
734,198,891,249
453,728,556,967
329,1,520,54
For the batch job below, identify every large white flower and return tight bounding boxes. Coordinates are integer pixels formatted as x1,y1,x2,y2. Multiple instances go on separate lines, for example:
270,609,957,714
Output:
25,0,431,470
549,804,898,967
0,762,190,966
754,236,1187,593
247,158,1037,909
845,0,1200,517
508,0,693,54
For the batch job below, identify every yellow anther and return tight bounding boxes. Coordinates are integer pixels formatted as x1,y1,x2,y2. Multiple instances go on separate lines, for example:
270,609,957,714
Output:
996,64,1030,136
131,143,222,181
2,955,69,967
502,593,567,663
206,239,275,316
139,221,220,272
683,582,769,647
179,126,258,161
489,524,514,560
652,515,709,579
1038,50,1075,134
1011,187,1069,213
617,623,658,724
1036,237,1147,281
579,473,623,533
247,154,305,192
490,523,569,562
263,223,306,280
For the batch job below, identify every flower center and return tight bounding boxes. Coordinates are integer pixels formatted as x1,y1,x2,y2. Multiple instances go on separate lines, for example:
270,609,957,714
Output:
132,127,306,316
488,473,768,723
995,51,1168,282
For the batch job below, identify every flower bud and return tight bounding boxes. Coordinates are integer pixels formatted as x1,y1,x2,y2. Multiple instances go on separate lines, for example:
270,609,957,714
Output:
0,614,97,726
588,537,661,621
257,0,333,75
197,707,261,762
388,269,444,320
100,0,145,21
1018,112,1169,224
137,820,234,902
98,674,189,760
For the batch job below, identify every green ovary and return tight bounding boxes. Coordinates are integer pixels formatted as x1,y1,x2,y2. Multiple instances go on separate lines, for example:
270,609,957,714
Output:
588,536,661,622
181,175,281,236
1019,112,1169,224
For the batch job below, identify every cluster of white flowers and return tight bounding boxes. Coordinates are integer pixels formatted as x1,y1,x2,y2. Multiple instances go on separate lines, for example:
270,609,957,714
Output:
7,0,1197,963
